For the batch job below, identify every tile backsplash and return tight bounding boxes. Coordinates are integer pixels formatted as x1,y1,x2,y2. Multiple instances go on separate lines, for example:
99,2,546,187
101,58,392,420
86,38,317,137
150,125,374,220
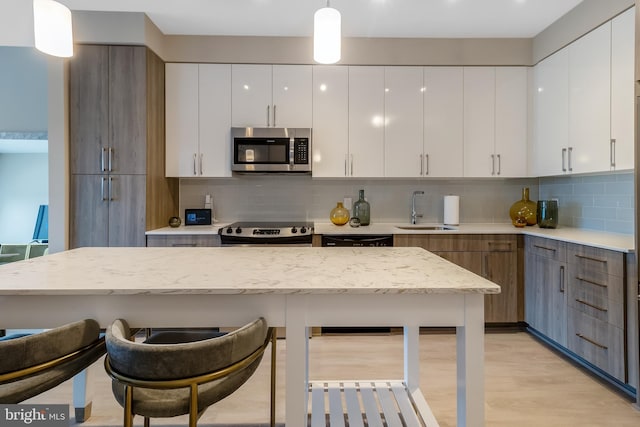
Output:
180,176,539,225
538,172,634,234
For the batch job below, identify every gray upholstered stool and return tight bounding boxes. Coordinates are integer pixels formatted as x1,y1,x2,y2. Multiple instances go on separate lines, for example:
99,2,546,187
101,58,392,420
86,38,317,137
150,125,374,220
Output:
105,317,275,427
0,319,106,403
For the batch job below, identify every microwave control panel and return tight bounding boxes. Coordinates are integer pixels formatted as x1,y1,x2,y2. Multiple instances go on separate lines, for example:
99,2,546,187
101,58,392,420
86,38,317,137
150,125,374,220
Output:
293,138,309,164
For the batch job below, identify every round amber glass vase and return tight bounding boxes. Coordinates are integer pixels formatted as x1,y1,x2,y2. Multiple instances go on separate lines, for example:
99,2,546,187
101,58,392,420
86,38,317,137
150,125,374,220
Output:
509,187,537,227
330,202,350,226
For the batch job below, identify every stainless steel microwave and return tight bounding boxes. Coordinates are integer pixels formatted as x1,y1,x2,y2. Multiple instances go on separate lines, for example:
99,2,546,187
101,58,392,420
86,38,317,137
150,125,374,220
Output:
231,127,311,173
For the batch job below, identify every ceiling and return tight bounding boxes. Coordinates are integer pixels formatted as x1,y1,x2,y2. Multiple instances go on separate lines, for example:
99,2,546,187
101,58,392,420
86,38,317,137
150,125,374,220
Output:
57,0,584,39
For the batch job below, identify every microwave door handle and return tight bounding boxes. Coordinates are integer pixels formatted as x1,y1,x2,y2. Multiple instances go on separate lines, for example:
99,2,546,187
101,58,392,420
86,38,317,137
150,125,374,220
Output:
289,138,295,168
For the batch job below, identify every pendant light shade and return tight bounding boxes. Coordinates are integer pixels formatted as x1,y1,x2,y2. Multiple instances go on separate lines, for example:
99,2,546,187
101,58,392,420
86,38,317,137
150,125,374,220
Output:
33,0,74,58
314,4,341,64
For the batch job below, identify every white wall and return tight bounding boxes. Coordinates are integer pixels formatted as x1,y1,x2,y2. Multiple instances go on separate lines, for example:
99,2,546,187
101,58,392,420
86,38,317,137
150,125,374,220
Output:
0,153,48,243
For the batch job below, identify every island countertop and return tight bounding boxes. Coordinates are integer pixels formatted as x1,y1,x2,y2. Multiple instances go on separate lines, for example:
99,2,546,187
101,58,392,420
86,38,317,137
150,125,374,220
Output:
0,247,500,296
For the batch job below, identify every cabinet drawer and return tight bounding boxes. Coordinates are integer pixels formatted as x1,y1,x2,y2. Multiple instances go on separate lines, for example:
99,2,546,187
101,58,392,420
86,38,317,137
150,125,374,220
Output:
567,308,625,382
526,236,566,261
146,235,220,247
567,243,624,277
402,234,515,252
567,273,624,328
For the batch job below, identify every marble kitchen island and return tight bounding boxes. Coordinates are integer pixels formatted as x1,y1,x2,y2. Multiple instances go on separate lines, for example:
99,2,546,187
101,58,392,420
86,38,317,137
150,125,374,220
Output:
0,247,500,427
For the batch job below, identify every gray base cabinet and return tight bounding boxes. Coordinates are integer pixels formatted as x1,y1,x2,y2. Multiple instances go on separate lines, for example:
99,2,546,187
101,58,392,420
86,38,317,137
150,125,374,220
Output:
525,235,629,386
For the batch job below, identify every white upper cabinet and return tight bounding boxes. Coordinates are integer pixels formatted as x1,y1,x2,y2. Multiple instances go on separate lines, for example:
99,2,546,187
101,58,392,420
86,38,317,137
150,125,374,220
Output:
463,67,496,177
532,48,569,177
231,64,311,128
165,63,198,177
312,66,349,177
495,67,528,177
384,67,424,177
199,64,232,177
424,67,464,177
348,66,385,177
610,7,635,171
568,22,611,174
165,63,232,178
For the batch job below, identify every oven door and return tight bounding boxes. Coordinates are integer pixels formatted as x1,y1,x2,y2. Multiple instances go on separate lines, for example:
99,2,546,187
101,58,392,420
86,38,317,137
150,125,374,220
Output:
220,234,312,247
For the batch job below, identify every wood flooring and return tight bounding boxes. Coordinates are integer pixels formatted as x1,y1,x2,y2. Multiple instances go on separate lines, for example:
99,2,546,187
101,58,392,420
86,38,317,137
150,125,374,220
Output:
25,332,640,426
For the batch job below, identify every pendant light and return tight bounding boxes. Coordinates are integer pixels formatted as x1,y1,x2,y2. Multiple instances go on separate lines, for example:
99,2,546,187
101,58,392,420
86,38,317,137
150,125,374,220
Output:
314,0,341,64
33,0,74,58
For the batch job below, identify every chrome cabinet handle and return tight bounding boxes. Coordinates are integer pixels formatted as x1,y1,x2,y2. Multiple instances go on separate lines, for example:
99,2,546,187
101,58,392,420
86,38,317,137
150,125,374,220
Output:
344,155,347,177
610,139,616,168
491,154,495,175
193,153,197,176
562,148,567,172
497,154,501,176
534,244,556,252
560,265,565,293
575,254,607,264
568,147,573,172
273,105,276,127
425,154,429,176
108,147,113,172
109,176,114,201
350,154,354,176
101,147,107,172
420,154,424,176
267,105,270,127
576,276,607,288
484,254,489,278
101,177,106,201
199,153,203,175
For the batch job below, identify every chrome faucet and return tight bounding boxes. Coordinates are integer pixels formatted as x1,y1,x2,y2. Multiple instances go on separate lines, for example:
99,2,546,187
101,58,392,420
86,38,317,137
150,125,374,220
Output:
411,191,424,224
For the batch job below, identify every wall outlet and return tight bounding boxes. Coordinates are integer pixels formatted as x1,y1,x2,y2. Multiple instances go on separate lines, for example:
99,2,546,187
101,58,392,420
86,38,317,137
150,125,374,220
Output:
552,198,559,207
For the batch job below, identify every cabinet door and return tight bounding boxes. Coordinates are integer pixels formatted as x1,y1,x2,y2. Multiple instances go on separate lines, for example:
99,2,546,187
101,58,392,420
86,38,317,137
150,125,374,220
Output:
611,8,635,171
463,67,496,177
108,175,146,247
495,67,527,177
526,253,567,346
312,66,349,177
568,22,611,174
532,49,569,176
70,174,109,248
424,67,464,177
199,64,232,177
384,67,424,177
69,45,109,175
165,63,199,177
435,251,483,276
109,46,147,175
484,250,518,323
231,64,271,127
272,65,312,128
348,66,385,177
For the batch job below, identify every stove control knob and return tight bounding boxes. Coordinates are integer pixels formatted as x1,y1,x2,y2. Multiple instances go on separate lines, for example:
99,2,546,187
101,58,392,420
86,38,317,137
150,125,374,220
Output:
291,227,298,234
235,227,242,234
300,227,307,234
226,227,233,234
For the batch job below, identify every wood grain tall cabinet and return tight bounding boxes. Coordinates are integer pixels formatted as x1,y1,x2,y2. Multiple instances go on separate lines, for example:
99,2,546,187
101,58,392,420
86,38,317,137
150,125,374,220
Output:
69,44,178,248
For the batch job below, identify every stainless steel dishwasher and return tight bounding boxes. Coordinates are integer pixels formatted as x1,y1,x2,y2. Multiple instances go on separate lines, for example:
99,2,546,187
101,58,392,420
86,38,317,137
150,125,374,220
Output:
320,234,394,247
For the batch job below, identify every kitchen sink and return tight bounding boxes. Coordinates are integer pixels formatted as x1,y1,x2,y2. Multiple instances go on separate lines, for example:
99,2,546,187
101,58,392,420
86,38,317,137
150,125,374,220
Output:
395,225,456,231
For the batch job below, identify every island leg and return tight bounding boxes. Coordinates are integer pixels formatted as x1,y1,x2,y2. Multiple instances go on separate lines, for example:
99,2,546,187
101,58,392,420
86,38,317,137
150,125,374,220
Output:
456,294,485,427
285,296,309,426
72,366,95,422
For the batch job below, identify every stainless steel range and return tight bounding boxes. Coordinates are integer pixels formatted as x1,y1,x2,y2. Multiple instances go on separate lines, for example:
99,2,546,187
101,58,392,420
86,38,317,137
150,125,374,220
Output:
218,221,314,246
